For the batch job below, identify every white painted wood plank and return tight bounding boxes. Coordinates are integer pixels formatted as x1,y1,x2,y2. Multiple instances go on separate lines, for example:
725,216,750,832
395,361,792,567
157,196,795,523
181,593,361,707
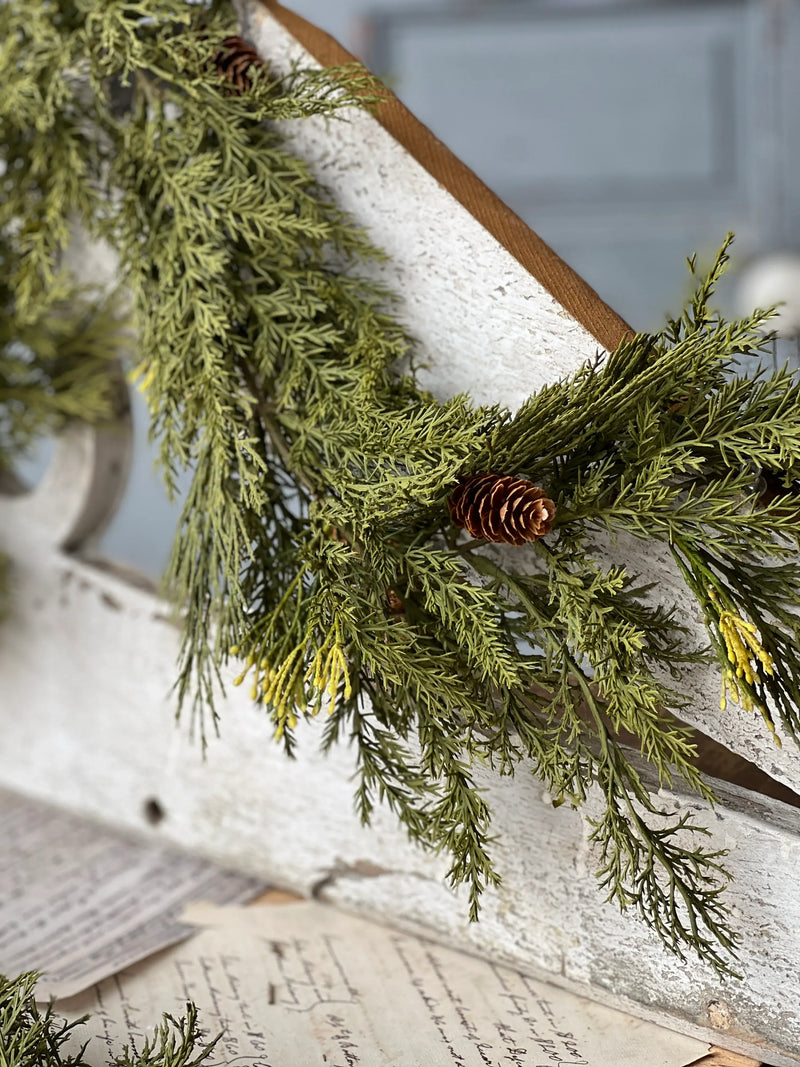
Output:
0,544,794,1064
237,4,608,412
1,6,799,1062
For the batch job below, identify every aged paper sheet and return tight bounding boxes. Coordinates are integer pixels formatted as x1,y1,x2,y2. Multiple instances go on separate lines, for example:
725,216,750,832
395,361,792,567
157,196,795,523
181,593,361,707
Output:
60,901,710,1067
0,788,265,998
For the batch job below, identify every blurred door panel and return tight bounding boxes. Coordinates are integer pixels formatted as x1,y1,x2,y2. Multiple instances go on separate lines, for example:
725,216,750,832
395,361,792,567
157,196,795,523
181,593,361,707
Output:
366,0,789,330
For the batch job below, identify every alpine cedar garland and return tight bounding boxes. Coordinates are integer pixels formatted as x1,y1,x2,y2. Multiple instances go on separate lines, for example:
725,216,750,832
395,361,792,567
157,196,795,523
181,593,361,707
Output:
4,0,800,976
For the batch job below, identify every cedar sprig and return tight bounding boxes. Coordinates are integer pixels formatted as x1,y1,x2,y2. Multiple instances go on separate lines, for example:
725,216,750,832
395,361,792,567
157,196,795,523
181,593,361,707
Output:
5,1,800,975
111,1003,221,1067
0,972,89,1067
0,972,220,1067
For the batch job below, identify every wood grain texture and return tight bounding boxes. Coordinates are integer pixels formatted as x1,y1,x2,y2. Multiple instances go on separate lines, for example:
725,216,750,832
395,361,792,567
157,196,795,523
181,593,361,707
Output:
693,1050,763,1067
259,0,633,356
0,541,794,1062
0,4,799,1064
235,1,618,415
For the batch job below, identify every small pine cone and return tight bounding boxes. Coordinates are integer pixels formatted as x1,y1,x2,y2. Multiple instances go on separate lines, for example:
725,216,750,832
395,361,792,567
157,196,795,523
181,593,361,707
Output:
757,471,800,510
386,588,404,614
211,36,264,94
667,394,692,415
448,473,555,545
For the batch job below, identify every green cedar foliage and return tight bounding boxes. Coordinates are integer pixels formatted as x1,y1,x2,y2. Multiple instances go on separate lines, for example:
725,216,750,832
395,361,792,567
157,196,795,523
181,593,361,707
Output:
0,972,219,1067
3,0,800,974
0,248,127,474
0,176,128,618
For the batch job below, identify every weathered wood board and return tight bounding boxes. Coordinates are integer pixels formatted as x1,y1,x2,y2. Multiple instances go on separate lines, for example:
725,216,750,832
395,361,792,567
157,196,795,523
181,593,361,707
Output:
242,0,800,798
0,500,791,1064
0,2,798,1062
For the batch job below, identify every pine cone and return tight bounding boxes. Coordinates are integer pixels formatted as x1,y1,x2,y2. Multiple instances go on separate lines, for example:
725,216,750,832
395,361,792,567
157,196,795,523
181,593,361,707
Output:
386,588,404,614
211,36,264,94
448,473,555,545
757,471,800,510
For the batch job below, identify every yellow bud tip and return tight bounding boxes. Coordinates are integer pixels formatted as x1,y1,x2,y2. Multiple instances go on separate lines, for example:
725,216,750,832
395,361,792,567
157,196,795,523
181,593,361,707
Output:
233,672,246,686
229,645,240,656
250,686,258,701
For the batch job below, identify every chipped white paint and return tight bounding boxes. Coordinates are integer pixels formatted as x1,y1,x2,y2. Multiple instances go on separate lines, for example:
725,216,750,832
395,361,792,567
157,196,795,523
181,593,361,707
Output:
0,527,797,1064
1,6,799,1063
236,5,606,413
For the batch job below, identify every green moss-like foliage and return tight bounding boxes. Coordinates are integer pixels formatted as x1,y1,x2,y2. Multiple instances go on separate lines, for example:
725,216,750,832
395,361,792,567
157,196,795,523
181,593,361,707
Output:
5,0,800,974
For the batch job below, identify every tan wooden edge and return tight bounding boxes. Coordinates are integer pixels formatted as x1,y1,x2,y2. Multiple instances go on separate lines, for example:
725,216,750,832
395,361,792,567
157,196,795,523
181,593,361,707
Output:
690,1050,763,1067
252,888,303,905
261,0,633,354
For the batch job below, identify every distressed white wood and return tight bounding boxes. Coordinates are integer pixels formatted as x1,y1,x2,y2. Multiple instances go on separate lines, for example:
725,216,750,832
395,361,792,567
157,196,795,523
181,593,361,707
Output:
0,546,796,1064
2,420,131,557
2,5,800,1063
236,5,606,414
239,2,800,800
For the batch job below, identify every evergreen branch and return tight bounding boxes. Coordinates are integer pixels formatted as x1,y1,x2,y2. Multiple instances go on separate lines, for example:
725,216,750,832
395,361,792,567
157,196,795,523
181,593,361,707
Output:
544,648,738,974
0,972,89,1067
589,773,739,974
111,1003,221,1067
6,2,799,976
0,973,220,1067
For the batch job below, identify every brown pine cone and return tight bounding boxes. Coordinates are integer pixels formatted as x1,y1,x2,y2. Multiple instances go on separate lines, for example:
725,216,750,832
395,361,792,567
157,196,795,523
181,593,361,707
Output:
448,473,555,545
386,588,404,614
211,36,264,94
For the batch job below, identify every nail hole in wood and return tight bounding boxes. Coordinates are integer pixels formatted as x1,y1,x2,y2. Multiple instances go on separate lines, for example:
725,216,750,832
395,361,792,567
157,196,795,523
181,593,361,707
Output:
143,797,166,826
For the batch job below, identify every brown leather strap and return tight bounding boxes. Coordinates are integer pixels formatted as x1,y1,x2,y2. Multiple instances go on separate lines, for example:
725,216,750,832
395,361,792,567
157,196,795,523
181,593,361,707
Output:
262,0,633,352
